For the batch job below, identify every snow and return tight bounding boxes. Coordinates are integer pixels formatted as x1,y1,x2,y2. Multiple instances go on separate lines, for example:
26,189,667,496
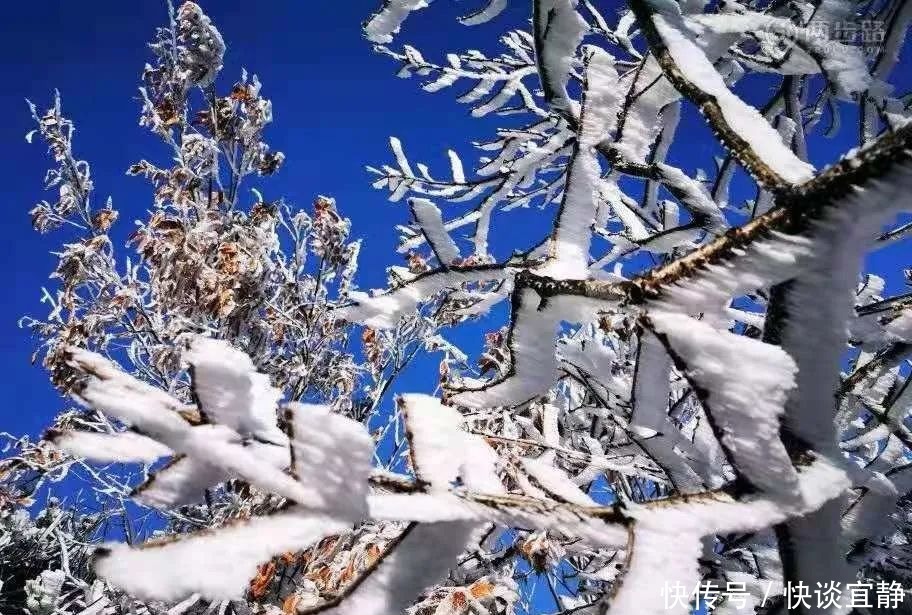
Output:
655,163,725,230
631,330,708,493
652,230,815,324
691,13,871,99
606,457,849,615
521,456,597,506
650,11,815,184
67,348,186,410
779,163,912,457
758,162,912,596
72,372,202,440
368,490,627,549
286,403,374,520
636,225,701,255
872,2,912,82
649,311,800,497
600,179,650,241
133,455,228,508
399,210,479,254
460,432,507,493
446,149,465,184
69,351,372,516
612,57,680,164
409,198,460,266
76,372,306,505
338,265,512,329
368,492,483,523
184,337,284,439
95,512,348,602
841,469,906,547
48,429,171,464
541,47,619,279
458,0,507,26
533,0,588,111
400,394,504,492
400,394,466,490
364,0,429,44
885,310,912,342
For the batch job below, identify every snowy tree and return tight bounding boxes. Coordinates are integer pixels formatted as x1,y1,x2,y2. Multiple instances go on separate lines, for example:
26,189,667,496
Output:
6,2,912,615
2,3,432,614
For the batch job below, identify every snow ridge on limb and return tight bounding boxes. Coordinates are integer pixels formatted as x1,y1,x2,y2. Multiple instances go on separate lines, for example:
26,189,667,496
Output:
525,122,912,309
777,163,912,456
629,330,708,493
366,490,628,549
628,0,815,188
542,47,620,279
314,522,482,615
94,512,349,602
448,286,563,408
364,0,429,44
47,429,171,464
690,13,871,100
767,150,912,603
69,359,308,508
607,458,850,615
285,403,375,520
132,455,228,508
520,455,598,506
532,0,588,113
434,109,912,615
398,394,503,492
448,282,611,409
364,0,508,44
458,0,508,26
63,344,374,517
184,336,283,439
337,263,512,329
646,312,801,497
408,197,460,266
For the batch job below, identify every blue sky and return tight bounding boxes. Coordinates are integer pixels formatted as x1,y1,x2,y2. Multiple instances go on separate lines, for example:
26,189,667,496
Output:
2,1,910,442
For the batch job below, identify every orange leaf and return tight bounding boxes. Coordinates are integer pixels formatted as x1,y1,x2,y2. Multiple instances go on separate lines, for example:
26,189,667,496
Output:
469,579,494,599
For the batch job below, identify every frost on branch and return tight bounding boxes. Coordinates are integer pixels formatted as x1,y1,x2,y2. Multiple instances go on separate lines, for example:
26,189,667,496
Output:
49,339,636,610
364,0,431,44
343,0,912,608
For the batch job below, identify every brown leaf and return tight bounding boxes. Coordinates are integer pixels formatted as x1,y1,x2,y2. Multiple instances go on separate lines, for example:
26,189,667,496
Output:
92,208,118,233
230,83,254,101
282,594,300,615
339,559,356,584
451,591,467,609
249,561,275,599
